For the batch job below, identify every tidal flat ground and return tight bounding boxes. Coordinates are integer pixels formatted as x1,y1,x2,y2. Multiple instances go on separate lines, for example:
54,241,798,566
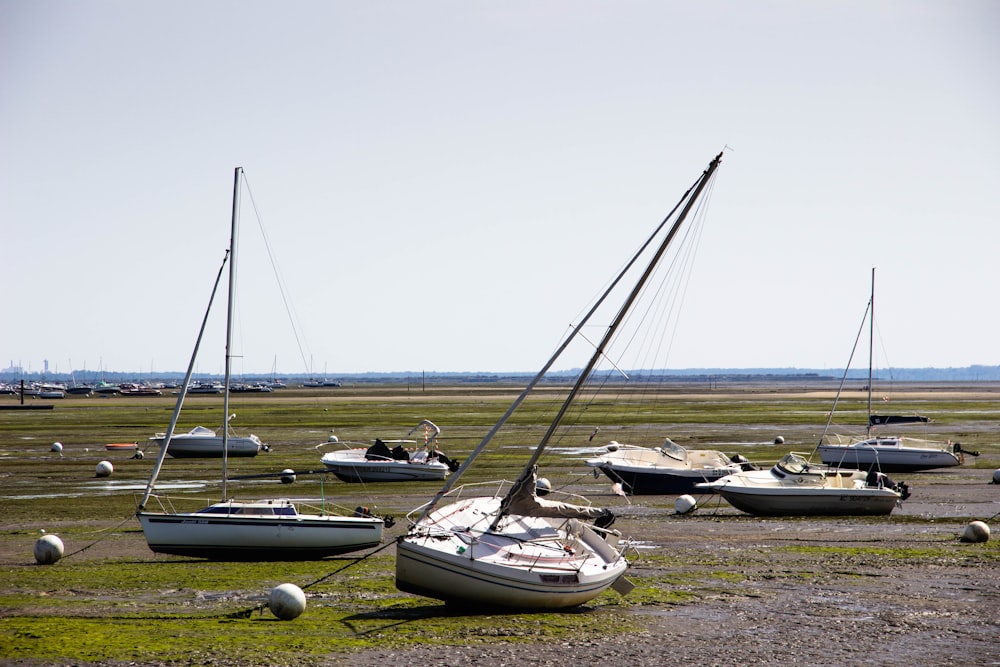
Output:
2,381,998,666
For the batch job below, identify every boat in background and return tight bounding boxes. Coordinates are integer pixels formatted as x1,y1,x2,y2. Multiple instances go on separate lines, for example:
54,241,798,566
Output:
149,424,265,458
396,152,727,609
585,439,755,495
320,420,459,482
699,451,909,516
816,269,973,472
136,167,385,560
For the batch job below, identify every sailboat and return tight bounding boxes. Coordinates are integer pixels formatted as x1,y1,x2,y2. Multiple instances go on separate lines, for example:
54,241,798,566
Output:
816,269,970,472
136,168,384,560
395,152,725,609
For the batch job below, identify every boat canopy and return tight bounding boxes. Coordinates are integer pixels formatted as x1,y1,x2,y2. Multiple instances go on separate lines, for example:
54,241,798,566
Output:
869,415,931,426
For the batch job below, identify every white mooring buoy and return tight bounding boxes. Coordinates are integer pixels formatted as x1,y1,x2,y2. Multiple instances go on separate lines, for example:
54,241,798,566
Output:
269,583,306,620
535,477,552,496
95,460,113,477
960,521,990,543
50,442,63,453
34,534,65,565
774,435,785,445
992,469,1000,484
280,469,296,484
675,494,697,514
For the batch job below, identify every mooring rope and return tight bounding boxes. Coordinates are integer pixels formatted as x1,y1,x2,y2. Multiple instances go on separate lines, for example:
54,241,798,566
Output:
60,514,137,560
223,538,399,619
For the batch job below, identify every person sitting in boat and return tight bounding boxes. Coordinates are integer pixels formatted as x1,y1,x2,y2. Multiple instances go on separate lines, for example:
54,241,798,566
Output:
365,438,392,461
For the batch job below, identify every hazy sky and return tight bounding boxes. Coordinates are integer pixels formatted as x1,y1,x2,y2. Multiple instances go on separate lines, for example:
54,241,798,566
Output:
2,1,998,376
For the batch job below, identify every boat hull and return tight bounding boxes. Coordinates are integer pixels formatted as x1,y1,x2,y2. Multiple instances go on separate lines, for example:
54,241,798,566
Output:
715,487,900,516
136,511,383,560
320,450,449,482
817,442,960,473
591,463,732,495
395,496,628,609
151,433,262,458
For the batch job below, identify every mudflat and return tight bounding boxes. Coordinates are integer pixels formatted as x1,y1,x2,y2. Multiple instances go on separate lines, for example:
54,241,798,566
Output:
1,383,998,666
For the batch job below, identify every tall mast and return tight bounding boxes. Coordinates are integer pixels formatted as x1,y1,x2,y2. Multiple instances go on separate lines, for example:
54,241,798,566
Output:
867,267,875,436
221,167,242,499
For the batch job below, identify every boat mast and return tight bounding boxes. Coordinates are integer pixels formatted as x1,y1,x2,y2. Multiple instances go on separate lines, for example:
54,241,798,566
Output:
221,167,242,500
867,267,875,437
137,249,230,510
415,152,723,523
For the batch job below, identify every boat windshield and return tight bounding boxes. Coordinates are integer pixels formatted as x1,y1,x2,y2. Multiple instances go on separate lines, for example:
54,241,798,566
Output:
657,438,687,463
775,453,810,474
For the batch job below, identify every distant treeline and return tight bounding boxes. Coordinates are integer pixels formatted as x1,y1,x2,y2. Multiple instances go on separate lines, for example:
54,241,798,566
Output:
5,365,1000,384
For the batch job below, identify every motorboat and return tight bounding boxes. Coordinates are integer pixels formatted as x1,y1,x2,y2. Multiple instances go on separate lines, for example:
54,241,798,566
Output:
149,425,265,458
698,452,909,516
585,438,754,495
320,420,458,482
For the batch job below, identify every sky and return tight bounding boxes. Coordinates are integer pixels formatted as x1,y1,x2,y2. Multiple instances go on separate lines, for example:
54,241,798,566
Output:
2,0,998,376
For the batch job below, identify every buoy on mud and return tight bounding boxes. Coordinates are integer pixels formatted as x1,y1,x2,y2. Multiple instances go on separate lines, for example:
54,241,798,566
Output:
280,469,296,484
327,435,338,443
95,460,113,477
960,521,990,543
269,583,306,620
675,494,697,514
774,435,785,445
536,477,552,496
50,442,63,453
34,534,64,564
991,469,1000,484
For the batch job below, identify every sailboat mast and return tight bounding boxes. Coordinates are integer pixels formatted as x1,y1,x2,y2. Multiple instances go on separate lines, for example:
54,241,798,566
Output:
221,167,242,499
867,267,875,436
415,152,723,523
518,151,723,478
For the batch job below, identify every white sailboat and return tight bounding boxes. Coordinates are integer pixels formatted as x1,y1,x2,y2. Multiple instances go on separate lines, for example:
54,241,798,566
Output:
395,152,726,609
136,168,384,560
816,269,971,472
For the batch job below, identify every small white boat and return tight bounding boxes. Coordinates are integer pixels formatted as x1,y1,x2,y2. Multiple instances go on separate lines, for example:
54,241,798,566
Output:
137,498,383,560
585,439,753,495
698,452,909,516
320,420,458,482
149,425,264,458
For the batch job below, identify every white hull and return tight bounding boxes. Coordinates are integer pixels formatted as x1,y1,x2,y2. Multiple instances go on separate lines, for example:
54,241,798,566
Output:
320,449,449,482
137,500,383,560
585,441,746,495
395,496,628,609
150,426,263,458
700,452,904,516
817,438,960,472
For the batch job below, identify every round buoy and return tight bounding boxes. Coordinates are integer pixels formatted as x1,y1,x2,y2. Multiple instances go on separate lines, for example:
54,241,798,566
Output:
675,494,697,514
327,435,339,443
536,477,552,496
34,534,64,565
95,460,113,477
774,436,785,445
269,583,306,620
960,521,990,543
131,450,144,460
50,442,63,453
992,469,1000,484
280,469,296,484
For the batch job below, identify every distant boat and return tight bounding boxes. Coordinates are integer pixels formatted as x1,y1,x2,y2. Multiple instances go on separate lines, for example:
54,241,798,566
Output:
698,451,909,516
187,382,223,394
816,269,971,472
585,439,754,495
320,420,459,482
93,382,121,395
136,167,384,560
105,442,139,451
149,425,264,458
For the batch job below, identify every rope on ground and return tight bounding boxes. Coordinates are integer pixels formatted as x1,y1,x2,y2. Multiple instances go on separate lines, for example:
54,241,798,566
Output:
222,538,400,619
61,514,136,560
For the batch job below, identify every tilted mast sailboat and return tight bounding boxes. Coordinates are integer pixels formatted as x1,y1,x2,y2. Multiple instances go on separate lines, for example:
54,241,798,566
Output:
395,152,724,608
